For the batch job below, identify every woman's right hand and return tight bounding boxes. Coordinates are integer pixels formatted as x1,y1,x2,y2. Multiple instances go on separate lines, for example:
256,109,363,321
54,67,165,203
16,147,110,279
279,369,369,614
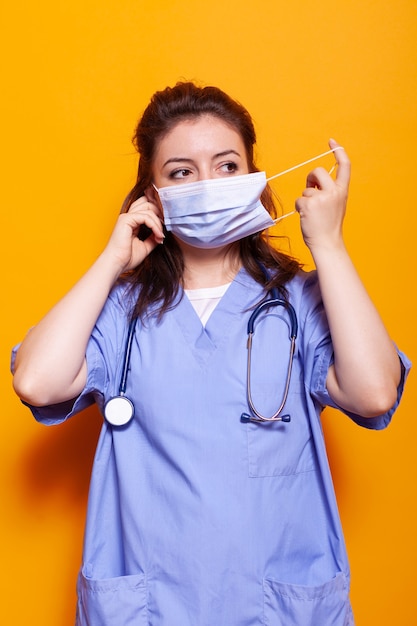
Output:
12,196,165,407
103,196,165,274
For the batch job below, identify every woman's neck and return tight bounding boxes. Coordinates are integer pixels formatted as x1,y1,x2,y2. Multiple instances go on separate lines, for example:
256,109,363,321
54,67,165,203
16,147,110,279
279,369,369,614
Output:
180,243,241,290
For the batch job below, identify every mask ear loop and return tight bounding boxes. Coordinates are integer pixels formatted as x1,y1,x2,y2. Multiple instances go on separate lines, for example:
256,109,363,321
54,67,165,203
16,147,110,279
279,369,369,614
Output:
328,162,338,176
267,146,343,224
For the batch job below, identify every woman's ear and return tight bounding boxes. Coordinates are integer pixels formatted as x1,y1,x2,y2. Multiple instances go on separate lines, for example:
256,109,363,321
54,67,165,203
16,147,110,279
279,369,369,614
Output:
144,184,158,204
144,184,164,222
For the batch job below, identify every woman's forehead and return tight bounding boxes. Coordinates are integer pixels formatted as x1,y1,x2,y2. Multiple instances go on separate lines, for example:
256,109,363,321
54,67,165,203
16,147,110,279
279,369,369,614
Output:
153,115,246,163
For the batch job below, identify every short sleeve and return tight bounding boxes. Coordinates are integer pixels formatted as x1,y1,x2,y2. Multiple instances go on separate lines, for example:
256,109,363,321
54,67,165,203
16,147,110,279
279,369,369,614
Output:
295,271,411,430
310,340,411,430
11,284,133,426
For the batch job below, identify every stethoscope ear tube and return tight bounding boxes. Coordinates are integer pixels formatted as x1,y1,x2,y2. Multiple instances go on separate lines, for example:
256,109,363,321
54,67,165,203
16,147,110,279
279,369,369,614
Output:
246,298,297,339
242,296,297,424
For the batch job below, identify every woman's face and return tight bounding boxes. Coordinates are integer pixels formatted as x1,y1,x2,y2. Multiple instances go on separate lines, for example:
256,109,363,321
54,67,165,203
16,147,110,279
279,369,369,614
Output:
151,115,249,189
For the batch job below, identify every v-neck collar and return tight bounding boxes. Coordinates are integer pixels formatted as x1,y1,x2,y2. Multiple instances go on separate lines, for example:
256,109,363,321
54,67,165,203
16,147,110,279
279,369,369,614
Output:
171,268,264,366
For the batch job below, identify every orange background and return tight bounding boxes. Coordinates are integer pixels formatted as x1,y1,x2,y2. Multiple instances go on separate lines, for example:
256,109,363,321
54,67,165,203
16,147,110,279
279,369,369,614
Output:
2,1,416,623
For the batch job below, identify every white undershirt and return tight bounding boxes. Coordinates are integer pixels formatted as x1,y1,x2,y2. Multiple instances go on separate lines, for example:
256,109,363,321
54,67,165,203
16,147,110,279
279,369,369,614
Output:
184,283,232,327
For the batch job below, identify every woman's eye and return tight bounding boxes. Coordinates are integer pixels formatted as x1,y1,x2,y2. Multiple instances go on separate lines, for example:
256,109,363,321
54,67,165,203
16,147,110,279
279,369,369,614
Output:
220,162,238,174
170,168,192,179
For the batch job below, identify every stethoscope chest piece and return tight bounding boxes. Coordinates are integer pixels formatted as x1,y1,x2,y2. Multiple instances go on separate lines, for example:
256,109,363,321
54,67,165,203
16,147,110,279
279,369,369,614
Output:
104,396,134,427
104,317,138,426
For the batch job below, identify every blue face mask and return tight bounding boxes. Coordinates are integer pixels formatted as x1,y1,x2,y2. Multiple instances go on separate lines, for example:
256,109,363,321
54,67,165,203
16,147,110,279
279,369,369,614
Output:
154,172,273,249
153,147,343,249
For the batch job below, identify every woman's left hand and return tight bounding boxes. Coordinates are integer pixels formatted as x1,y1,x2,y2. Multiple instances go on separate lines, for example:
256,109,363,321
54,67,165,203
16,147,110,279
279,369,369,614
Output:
295,139,350,252
298,140,401,418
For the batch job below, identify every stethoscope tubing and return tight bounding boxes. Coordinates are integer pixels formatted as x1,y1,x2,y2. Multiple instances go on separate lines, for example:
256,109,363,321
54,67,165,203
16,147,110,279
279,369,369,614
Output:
119,318,138,396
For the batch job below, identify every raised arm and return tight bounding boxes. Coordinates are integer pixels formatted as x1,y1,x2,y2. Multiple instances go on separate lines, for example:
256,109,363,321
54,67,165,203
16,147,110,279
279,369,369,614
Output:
13,197,164,407
296,139,401,417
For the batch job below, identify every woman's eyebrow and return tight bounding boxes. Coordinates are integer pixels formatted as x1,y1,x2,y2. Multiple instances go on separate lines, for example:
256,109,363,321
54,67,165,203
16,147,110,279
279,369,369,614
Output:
162,157,194,168
162,150,241,169
213,149,241,159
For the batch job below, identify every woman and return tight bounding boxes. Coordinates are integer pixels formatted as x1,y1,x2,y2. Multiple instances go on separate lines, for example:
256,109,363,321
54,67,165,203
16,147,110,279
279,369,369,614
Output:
12,82,409,625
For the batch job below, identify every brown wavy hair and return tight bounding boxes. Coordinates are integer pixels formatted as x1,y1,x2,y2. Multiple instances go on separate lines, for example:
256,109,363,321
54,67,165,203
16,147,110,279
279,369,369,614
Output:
121,82,301,320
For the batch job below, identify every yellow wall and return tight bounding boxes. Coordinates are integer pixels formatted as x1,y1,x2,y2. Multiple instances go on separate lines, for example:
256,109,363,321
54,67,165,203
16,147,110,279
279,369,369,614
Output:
2,0,416,623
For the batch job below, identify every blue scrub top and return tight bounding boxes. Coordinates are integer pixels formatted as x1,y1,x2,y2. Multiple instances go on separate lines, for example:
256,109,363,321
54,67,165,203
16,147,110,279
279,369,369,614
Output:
17,269,410,626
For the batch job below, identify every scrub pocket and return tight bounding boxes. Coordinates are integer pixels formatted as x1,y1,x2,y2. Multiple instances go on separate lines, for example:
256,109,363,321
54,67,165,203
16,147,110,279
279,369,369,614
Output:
246,385,316,477
76,570,148,626
263,573,354,626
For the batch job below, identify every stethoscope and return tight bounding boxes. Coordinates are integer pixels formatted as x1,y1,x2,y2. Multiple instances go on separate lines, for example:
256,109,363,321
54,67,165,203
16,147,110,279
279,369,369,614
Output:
103,317,137,426
104,268,298,427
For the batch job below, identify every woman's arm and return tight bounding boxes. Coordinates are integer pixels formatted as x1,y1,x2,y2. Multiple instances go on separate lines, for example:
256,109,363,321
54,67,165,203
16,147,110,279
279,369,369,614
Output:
296,140,401,417
13,197,164,407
